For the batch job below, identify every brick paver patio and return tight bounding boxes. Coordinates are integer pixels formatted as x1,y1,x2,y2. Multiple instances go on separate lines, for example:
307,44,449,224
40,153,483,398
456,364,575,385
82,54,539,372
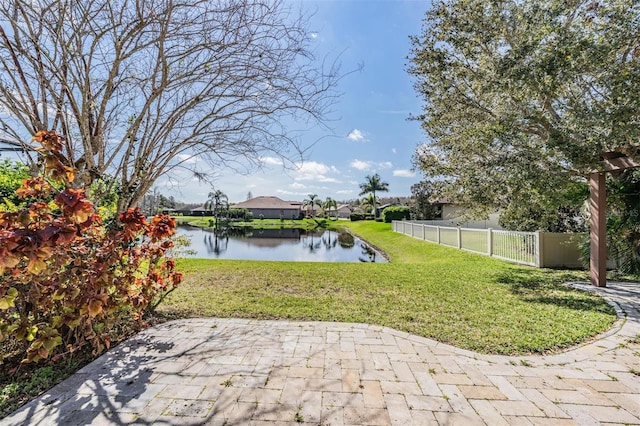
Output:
3,282,639,425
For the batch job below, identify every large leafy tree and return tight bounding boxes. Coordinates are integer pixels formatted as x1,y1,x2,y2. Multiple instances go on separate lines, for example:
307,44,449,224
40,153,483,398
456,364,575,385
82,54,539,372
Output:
409,180,441,221
358,174,389,218
0,0,341,212
408,0,640,227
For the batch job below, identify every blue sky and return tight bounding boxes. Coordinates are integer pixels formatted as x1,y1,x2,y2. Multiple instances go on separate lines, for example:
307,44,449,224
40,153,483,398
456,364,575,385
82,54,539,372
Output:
167,0,429,204
0,1,429,205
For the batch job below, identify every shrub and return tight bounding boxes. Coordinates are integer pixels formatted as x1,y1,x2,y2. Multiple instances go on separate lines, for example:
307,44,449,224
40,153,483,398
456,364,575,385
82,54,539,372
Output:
0,159,38,211
227,208,250,220
381,206,410,223
349,212,366,221
0,131,182,363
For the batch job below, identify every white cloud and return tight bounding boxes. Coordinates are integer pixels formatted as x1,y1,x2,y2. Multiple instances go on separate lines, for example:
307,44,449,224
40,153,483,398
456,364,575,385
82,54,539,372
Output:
346,129,365,142
276,189,307,196
295,161,338,176
177,154,197,164
336,189,355,195
316,176,341,183
259,156,283,166
290,182,307,189
393,169,416,178
350,160,393,171
310,32,318,39
392,148,397,154
294,160,341,183
350,159,371,171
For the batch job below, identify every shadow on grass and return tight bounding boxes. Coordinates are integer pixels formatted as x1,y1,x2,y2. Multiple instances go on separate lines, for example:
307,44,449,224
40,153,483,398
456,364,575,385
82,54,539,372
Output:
495,267,615,315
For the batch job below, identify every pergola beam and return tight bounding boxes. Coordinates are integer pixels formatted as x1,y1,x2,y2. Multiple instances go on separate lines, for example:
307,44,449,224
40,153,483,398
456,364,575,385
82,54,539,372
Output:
601,156,639,172
589,150,640,287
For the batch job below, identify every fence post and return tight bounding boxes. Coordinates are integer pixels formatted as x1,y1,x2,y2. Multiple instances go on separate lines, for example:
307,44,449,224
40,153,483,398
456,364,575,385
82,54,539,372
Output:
421,224,425,240
535,231,543,267
437,226,441,244
457,227,462,249
487,228,493,257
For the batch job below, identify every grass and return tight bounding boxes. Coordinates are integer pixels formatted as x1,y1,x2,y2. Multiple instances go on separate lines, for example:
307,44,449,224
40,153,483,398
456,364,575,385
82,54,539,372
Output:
156,221,616,355
0,221,620,418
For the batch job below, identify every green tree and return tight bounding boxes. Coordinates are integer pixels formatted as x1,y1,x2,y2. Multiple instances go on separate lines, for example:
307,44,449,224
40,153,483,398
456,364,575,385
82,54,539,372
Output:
409,180,442,221
408,0,640,226
322,197,338,219
303,194,322,217
358,174,389,218
498,180,589,232
205,189,229,226
360,193,378,217
158,194,176,210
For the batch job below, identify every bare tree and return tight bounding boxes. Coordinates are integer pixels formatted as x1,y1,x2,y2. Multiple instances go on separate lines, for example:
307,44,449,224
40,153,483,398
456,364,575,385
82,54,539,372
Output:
0,0,342,211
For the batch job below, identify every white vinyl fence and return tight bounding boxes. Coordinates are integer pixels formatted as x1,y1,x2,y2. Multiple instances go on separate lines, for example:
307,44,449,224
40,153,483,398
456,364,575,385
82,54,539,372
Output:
393,221,584,268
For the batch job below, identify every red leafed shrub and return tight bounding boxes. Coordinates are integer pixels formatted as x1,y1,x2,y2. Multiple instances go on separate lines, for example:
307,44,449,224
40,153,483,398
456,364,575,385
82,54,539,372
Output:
0,131,182,363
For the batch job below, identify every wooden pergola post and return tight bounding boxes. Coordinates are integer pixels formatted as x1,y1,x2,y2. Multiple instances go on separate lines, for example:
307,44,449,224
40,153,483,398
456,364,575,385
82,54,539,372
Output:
589,172,607,287
589,152,640,287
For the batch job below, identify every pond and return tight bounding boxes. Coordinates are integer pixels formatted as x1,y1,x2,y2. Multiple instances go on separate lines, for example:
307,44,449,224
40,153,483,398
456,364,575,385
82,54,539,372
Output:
173,226,387,263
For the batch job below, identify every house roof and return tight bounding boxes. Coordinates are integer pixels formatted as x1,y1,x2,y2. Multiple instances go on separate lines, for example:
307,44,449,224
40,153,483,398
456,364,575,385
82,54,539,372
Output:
429,197,456,205
233,196,302,210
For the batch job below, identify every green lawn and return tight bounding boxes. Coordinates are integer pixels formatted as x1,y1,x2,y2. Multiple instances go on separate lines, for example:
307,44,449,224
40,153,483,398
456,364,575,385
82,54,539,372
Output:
157,221,616,355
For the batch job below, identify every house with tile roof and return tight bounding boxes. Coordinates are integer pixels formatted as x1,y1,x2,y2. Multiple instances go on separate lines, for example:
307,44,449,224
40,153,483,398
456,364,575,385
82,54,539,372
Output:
335,204,353,219
232,196,302,220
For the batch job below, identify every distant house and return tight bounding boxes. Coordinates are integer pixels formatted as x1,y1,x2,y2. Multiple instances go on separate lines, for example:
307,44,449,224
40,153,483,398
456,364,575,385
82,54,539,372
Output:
431,198,467,220
189,206,210,216
335,204,353,219
301,203,324,218
233,196,302,220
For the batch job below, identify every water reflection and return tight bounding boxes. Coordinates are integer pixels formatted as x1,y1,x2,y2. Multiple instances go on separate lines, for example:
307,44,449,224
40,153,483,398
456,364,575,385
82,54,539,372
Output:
203,232,228,255
174,226,386,263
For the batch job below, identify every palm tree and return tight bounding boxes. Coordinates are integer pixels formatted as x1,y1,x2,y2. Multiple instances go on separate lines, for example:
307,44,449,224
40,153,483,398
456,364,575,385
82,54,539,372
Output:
303,193,322,218
359,174,389,218
360,193,378,216
323,197,338,219
205,189,229,228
